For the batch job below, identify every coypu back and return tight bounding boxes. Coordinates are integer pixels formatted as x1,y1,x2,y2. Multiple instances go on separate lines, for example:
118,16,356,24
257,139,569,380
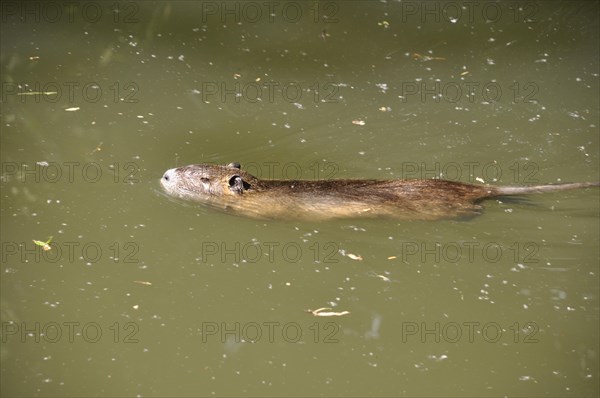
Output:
160,163,599,221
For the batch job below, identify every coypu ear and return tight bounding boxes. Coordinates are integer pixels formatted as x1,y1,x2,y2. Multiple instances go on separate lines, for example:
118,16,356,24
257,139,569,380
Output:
228,175,248,194
227,162,241,169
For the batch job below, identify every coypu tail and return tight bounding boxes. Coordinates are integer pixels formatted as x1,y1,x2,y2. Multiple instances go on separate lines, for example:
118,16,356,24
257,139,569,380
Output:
494,182,600,196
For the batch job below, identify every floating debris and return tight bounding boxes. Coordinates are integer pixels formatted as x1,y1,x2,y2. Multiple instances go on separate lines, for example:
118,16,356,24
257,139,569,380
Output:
17,91,57,96
306,307,350,317
347,253,363,261
428,354,448,362
352,120,366,126
91,142,103,154
32,236,53,251
372,273,391,282
65,107,80,112
133,281,153,286
412,53,446,62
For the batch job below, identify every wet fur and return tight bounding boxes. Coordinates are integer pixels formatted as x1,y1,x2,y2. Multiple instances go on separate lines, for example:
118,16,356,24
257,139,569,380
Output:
160,163,599,220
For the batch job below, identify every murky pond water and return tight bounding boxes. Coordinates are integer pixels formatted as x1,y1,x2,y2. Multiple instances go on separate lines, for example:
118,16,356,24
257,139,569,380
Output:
1,1,599,396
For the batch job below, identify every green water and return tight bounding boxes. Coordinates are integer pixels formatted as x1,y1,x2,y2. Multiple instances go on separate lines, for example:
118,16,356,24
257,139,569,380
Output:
1,1,599,397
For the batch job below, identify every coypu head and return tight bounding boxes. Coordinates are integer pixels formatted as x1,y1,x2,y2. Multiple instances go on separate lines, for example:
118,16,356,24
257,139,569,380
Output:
160,162,256,201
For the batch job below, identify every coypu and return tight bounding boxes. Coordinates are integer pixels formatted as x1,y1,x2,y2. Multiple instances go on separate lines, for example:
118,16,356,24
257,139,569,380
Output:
160,162,599,220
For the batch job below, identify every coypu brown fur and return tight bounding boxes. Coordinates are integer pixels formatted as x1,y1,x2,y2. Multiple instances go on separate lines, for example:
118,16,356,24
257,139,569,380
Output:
160,163,599,220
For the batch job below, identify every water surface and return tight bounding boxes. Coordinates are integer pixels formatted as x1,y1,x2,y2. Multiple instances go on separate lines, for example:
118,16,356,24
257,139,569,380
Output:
1,1,599,396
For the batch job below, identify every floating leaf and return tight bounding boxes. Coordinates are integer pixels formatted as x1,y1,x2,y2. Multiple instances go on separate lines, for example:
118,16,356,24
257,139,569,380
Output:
306,307,350,317
32,236,53,251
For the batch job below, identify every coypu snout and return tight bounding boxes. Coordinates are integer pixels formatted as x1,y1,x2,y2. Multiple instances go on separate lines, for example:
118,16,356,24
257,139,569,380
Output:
160,167,207,200
160,168,178,192
161,168,175,183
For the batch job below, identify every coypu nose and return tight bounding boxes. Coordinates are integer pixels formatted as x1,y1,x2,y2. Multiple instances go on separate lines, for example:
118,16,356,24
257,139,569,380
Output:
161,168,177,187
